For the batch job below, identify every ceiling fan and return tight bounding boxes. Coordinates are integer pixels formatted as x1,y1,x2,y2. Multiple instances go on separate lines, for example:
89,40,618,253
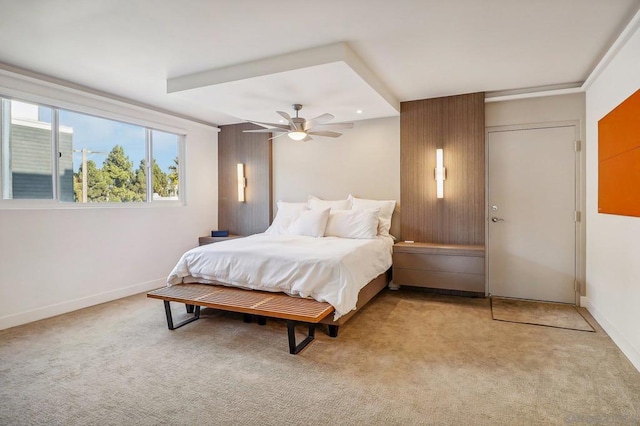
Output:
244,104,354,141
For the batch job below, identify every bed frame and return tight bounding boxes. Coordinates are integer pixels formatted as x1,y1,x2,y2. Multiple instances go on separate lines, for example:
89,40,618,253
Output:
147,270,390,354
318,271,390,333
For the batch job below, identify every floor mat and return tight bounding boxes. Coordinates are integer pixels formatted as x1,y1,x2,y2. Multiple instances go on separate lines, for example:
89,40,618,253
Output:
491,297,595,332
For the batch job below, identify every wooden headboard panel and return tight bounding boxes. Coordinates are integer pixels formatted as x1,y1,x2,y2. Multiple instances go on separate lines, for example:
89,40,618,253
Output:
218,123,273,235
400,92,485,245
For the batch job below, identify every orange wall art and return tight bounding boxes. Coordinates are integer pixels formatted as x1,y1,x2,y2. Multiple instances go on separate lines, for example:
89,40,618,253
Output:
598,88,640,217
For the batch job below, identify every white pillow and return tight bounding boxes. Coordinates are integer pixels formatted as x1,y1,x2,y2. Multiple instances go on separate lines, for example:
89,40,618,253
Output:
348,195,396,237
264,201,308,235
325,209,379,239
289,208,330,238
308,195,351,210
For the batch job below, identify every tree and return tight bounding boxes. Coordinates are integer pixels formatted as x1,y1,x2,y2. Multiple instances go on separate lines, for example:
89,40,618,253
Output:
132,159,169,198
74,159,110,202
133,159,147,200
152,160,169,197
71,145,176,202
73,173,82,202
168,157,179,196
85,160,110,201
102,145,140,202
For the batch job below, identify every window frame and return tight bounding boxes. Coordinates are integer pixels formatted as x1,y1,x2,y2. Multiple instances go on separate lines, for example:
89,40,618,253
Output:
0,91,186,209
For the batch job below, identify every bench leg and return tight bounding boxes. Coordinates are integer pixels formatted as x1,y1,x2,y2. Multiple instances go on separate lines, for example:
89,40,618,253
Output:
164,301,200,330
186,304,195,314
286,320,316,355
328,325,339,338
243,314,266,325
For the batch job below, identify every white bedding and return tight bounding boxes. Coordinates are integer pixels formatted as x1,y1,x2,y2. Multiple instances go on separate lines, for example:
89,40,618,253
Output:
167,233,393,319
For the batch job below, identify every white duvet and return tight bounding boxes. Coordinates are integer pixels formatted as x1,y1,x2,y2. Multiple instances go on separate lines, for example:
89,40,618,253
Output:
167,233,393,319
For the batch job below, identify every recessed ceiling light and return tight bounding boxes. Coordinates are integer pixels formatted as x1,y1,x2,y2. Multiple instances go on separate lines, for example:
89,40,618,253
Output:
279,119,285,123
356,109,363,114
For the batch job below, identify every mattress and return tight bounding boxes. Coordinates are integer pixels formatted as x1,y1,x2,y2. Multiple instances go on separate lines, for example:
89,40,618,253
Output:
167,233,393,319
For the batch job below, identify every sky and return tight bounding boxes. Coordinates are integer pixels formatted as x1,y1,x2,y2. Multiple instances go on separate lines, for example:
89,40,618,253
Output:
59,109,179,174
16,101,178,174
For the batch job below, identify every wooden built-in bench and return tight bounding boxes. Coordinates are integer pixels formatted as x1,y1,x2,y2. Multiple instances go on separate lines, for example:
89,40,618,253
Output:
147,283,335,354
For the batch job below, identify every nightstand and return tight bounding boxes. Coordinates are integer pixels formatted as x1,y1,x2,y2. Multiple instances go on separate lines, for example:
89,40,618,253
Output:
392,242,485,294
198,235,242,246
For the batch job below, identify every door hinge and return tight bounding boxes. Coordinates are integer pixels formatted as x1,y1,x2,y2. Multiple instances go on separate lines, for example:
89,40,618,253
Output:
574,211,581,222
575,140,582,152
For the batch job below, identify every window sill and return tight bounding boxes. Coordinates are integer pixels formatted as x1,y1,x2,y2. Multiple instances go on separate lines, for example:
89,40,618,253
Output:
0,199,184,210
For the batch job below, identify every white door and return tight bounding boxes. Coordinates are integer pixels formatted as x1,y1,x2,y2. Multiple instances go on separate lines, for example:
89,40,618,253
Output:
487,125,577,304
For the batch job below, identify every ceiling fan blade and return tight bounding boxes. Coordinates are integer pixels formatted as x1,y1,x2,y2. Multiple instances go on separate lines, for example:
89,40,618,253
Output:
310,122,354,131
276,111,292,121
269,132,290,140
307,130,342,138
247,121,291,131
304,113,334,131
243,128,282,133
276,111,297,130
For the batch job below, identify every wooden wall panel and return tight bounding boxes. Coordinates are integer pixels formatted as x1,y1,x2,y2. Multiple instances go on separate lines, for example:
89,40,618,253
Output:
400,93,485,245
218,123,272,235
218,124,237,234
598,88,640,217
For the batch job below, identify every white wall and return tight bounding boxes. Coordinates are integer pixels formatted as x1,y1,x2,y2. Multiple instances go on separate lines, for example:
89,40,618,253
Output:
0,71,218,330
485,93,585,127
273,116,400,232
584,15,640,371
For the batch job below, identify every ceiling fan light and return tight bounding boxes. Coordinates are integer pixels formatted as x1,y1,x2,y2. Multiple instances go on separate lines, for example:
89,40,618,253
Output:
288,131,307,141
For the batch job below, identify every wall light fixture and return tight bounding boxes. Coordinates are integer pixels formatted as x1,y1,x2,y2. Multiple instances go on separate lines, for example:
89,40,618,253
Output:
435,149,446,199
237,163,246,202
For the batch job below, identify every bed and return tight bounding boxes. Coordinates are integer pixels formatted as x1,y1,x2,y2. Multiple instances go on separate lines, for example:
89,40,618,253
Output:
151,195,396,353
167,233,393,320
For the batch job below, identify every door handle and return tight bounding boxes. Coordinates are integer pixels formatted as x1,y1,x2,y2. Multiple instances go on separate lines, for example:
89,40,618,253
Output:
491,217,504,223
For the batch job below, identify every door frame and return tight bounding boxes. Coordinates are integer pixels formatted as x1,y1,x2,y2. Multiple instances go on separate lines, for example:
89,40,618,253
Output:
484,120,584,306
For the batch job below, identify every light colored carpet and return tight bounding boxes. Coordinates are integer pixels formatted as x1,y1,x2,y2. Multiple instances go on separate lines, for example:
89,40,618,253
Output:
1,289,639,425
491,298,595,332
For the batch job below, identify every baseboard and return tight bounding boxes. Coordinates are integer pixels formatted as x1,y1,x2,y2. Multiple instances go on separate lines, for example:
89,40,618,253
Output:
581,296,640,373
0,278,165,331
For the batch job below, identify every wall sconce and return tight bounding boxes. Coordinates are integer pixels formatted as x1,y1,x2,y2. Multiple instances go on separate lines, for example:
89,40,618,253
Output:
434,148,446,199
237,163,246,202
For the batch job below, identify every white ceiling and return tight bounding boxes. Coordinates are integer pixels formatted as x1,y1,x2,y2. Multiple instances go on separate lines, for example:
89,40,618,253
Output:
0,0,638,126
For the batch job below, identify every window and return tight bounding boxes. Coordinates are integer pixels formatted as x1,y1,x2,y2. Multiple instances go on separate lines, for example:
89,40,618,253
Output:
0,96,184,204
1,99,54,200
150,130,180,201
60,110,147,203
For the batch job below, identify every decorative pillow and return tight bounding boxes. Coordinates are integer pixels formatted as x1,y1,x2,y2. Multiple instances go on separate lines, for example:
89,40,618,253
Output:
348,195,396,237
307,195,351,210
264,201,308,235
289,208,331,238
325,209,379,239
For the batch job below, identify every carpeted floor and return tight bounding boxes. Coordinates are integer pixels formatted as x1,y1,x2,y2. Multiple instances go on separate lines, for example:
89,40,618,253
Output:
1,289,639,425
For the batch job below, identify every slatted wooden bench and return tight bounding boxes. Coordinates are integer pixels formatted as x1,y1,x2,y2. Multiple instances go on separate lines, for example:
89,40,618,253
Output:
147,283,335,354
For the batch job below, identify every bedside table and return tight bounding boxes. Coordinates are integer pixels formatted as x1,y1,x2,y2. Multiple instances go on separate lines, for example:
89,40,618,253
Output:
392,242,485,294
198,235,242,246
